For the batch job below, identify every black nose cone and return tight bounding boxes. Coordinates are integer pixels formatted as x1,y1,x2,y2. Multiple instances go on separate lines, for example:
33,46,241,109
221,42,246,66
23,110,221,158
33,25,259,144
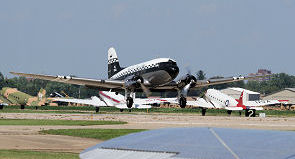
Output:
168,65,179,80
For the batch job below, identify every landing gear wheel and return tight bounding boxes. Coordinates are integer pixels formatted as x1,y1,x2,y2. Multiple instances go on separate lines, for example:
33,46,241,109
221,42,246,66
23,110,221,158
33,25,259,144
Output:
126,97,133,109
0,105,3,110
120,109,124,112
128,109,132,112
239,111,242,116
179,97,187,108
20,105,25,110
35,106,38,110
227,110,232,116
95,107,100,113
201,108,207,116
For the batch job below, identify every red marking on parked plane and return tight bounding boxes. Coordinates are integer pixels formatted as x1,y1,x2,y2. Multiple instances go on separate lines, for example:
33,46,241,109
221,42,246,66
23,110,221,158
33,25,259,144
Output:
278,100,289,102
236,91,247,109
99,91,120,104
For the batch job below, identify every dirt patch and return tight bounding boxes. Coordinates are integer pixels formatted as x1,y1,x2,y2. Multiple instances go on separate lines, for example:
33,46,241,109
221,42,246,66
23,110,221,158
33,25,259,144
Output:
1,113,295,153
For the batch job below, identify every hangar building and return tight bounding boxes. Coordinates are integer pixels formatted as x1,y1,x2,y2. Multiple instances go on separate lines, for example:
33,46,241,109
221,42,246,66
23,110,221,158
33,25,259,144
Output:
262,88,295,105
220,87,260,101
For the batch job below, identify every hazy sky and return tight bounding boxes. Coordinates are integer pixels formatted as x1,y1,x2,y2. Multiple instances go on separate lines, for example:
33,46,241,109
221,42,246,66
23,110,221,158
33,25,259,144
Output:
1,0,295,79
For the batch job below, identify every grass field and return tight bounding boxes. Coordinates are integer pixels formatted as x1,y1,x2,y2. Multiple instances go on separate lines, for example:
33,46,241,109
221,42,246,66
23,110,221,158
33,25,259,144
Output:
1,105,295,117
40,129,146,140
0,119,126,126
0,150,78,159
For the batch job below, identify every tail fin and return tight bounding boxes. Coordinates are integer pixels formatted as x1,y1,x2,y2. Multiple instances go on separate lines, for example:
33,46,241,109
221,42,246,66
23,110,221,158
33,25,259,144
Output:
237,91,244,107
38,88,46,100
108,47,122,78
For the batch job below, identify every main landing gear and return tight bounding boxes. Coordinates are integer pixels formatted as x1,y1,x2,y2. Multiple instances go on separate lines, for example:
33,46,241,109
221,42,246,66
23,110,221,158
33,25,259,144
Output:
179,96,187,108
126,97,133,109
227,110,232,116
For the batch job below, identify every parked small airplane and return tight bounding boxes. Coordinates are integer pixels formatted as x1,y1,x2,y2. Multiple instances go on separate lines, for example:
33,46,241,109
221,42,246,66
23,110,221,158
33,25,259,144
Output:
11,47,266,109
52,91,158,112
0,87,57,109
186,89,286,117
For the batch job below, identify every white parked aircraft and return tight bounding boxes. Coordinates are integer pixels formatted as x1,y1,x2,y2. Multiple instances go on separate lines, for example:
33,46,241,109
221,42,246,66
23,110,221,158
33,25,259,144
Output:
52,91,171,112
11,47,265,109
186,89,286,117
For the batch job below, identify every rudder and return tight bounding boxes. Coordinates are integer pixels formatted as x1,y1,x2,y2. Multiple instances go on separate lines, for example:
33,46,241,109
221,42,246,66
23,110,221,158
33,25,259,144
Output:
108,47,122,78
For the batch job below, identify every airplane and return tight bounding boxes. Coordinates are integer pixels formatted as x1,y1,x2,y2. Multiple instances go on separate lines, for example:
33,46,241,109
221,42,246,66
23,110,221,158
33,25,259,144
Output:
0,87,58,109
0,100,9,109
52,91,176,112
0,94,11,109
185,89,286,117
10,47,266,110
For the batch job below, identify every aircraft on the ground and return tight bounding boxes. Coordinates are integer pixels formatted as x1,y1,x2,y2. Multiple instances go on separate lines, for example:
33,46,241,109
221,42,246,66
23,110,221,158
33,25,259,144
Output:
0,87,57,109
0,93,11,109
52,91,171,112
10,47,266,109
186,89,286,117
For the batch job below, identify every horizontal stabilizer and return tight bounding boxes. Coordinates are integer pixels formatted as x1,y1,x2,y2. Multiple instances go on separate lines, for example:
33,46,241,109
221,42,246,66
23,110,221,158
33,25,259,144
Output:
250,107,263,110
225,107,243,111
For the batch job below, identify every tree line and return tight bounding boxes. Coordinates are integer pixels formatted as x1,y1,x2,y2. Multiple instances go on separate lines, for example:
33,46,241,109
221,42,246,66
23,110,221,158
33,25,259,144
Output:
1,71,295,98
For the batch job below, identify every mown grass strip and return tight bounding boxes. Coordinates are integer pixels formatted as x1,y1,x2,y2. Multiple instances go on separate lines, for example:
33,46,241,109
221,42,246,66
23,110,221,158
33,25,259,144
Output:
0,150,78,159
2,105,295,117
0,119,126,126
40,129,146,140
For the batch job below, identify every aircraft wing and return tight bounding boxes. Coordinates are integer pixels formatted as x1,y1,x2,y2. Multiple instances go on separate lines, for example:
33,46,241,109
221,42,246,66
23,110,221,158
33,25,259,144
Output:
245,100,285,107
154,75,269,90
52,96,107,107
186,98,215,108
10,72,124,90
11,72,268,91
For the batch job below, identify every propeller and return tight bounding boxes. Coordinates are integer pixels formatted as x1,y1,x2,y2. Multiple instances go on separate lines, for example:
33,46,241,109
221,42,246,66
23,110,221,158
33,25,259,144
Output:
125,75,152,97
140,83,152,97
177,67,197,97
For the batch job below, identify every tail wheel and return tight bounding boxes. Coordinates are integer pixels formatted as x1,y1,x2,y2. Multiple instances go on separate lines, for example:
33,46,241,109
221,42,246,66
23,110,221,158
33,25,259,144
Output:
179,97,187,108
201,108,207,116
95,107,100,113
20,105,25,110
126,97,133,109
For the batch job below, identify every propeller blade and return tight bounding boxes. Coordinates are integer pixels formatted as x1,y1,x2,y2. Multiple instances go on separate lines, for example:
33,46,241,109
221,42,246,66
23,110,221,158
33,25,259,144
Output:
183,81,193,96
140,83,152,97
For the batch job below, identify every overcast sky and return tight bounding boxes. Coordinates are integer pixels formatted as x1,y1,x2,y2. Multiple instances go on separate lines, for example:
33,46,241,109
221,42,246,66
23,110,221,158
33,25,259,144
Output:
1,0,295,79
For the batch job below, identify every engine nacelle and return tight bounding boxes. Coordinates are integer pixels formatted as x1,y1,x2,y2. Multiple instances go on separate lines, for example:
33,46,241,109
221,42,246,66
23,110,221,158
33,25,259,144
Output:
176,74,197,88
124,75,144,89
